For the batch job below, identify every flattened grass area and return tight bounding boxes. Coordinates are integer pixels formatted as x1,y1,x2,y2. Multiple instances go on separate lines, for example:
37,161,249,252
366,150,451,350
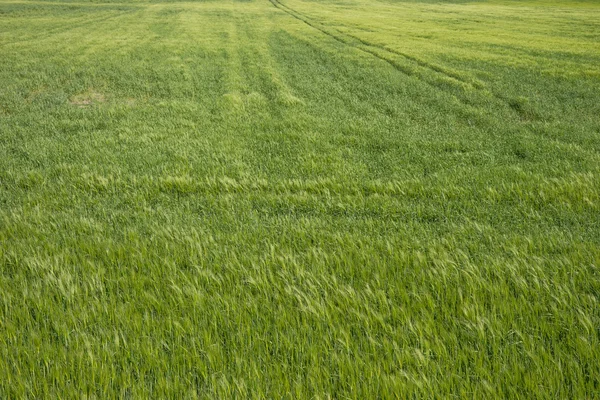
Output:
1,0,599,396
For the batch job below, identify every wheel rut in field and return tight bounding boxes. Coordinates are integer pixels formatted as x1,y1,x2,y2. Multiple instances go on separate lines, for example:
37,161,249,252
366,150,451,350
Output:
268,0,480,90
268,0,535,122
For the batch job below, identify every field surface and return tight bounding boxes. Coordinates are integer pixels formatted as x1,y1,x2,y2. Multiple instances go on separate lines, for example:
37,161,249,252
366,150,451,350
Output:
1,0,599,397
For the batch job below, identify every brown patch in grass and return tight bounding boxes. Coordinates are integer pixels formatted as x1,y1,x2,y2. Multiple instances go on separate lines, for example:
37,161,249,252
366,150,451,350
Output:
70,90,105,108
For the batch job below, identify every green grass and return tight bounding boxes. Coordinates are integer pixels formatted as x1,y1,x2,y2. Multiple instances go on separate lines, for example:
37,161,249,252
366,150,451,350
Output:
1,0,599,397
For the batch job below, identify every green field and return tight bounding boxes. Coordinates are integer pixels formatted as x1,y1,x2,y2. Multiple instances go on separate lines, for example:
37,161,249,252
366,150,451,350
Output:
1,0,599,397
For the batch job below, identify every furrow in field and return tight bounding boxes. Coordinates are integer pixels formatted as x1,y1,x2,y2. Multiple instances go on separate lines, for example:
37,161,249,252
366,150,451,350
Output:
334,30,485,89
268,0,493,109
269,0,565,125
269,0,478,87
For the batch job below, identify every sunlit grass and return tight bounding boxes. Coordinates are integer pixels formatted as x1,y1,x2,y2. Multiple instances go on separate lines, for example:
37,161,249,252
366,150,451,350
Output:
1,0,599,397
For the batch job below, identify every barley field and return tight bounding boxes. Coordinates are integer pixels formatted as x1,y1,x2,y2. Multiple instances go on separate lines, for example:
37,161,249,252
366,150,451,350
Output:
1,0,599,397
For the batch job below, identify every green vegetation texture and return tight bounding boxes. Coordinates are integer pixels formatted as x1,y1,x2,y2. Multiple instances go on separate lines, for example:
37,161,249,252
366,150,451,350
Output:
1,0,599,397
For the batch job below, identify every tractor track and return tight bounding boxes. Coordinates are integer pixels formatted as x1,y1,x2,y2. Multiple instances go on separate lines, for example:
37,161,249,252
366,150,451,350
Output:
268,0,481,90
268,0,543,123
